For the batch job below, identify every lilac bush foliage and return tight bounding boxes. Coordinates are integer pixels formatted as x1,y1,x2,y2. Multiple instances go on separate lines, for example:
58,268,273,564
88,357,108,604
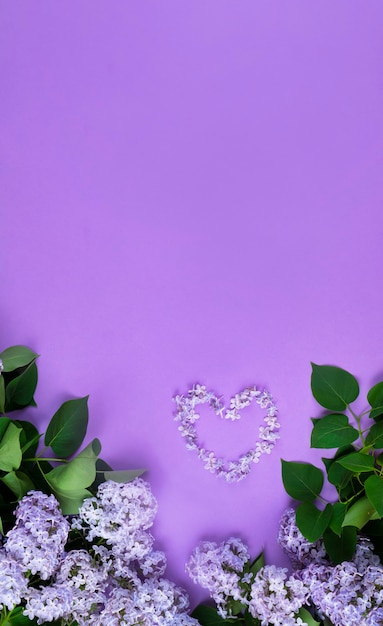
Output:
0,479,199,626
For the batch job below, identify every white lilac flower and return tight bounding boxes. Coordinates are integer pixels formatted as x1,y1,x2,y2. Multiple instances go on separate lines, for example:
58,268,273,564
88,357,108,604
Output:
278,508,327,569
0,358,3,374
23,584,73,625
55,549,107,622
186,538,249,618
88,579,199,626
0,549,28,610
74,478,158,544
5,491,69,579
248,564,309,626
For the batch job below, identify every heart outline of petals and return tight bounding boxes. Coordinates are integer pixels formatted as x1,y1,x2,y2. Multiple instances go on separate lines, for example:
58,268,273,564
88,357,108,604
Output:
173,384,280,482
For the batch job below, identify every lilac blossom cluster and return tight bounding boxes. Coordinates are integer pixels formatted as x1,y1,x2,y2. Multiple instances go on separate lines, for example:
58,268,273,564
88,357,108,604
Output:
0,480,199,626
278,508,383,626
186,537,309,625
174,383,280,482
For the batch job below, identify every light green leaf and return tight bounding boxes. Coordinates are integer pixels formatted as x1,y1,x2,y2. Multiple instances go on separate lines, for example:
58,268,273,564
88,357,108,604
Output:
336,452,375,473
5,362,38,409
51,487,93,515
103,469,146,483
281,460,324,502
311,413,359,449
1,470,35,500
0,346,38,372
45,438,101,492
0,423,22,472
44,396,89,457
310,363,359,411
365,475,383,517
296,502,332,542
367,381,383,420
342,496,380,529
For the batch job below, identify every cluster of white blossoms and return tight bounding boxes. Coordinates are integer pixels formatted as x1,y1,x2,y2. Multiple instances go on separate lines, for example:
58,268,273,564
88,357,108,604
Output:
186,537,309,624
174,383,280,482
0,481,199,626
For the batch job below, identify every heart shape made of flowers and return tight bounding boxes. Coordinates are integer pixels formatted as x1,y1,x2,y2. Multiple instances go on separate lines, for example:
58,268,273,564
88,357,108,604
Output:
173,384,280,482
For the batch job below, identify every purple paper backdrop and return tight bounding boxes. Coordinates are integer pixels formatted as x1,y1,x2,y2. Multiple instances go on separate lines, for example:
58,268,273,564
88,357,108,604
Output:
1,0,383,607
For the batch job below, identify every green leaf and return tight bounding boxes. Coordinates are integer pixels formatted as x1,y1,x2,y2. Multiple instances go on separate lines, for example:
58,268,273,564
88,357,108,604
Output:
51,487,93,515
0,346,38,372
0,375,5,413
365,421,383,449
329,502,347,536
103,469,146,483
296,607,320,626
5,362,38,409
0,423,22,471
191,605,236,625
44,396,89,457
4,606,38,625
310,413,359,449
323,526,357,564
367,381,383,420
342,496,380,529
296,502,332,542
365,475,383,517
45,438,101,492
1,470,35,500
14,420,41,457
324,457,353,490
336,452,375,473
281,460,324,502
249,552,265,577
310,363,359,411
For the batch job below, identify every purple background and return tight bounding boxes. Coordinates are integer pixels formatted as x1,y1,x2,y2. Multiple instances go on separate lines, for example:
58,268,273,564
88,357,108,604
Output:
1,1,383,607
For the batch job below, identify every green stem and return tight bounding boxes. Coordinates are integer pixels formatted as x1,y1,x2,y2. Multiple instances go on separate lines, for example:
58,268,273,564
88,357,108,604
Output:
24,457,69,463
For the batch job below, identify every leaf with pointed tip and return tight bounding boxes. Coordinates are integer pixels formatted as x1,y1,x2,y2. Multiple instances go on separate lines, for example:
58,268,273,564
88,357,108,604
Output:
45,396,89,457
1,470,35,500
282,460,324,502
296,502,332,542
0,423,22,472
336,452,375,473
311,363,359,411
311,413,359,449
5,362,38,410
0,346,38,372
324,526,357,564
45,439,101,492
367,382,383,420
365,475,383,517
365,421,383,449
342,496,379,529
104,469,146,483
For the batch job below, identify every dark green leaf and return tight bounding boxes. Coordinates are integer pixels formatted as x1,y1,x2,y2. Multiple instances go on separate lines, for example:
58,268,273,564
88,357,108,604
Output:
365,475,383,517
0,346,38,372
44,396,89,457
367,382,383,420
249,552,265,577
0,423,22,471
310,363,359,411
281,460,324,502
365,421,383,449
325,458,353,490
323,526,357,564
0,375,5,413
342,496,379,529
329,502,346,536
1,470,35,500
5,362,38,410
14,420,41,457
296,502,332,542
310,413,359,449
191,605,236,625
4,606,38,625
336,452,375,473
